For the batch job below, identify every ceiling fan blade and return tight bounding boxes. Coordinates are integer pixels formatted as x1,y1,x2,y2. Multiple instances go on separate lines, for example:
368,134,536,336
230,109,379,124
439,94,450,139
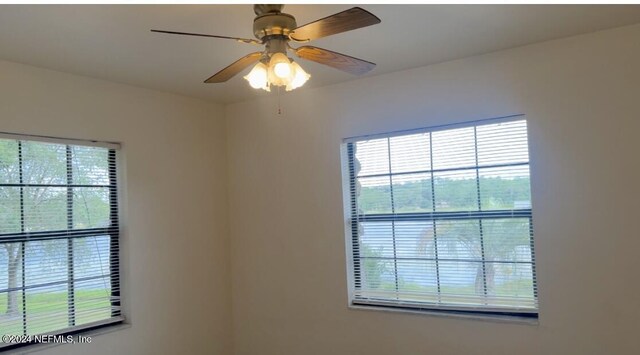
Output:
290,7,381,42
204,52,263,83
151,30,261,45
294,46,375,76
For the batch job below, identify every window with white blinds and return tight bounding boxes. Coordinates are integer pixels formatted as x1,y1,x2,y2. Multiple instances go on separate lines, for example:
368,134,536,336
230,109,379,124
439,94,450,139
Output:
342,117,538,317
0,134,121,348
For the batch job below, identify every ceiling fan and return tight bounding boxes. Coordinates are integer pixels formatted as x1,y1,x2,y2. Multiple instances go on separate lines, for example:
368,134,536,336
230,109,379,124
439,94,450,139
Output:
151,4,381,92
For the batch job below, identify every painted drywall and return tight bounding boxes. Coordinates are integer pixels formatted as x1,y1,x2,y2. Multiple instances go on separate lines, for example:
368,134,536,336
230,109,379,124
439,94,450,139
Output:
0,60,232,355
225,24,640,355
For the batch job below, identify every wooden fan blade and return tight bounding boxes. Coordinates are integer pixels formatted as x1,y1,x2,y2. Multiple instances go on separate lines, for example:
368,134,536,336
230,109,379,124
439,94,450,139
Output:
290,7,381,42
294,46,375,75
151,30,261,45
204,52,263,83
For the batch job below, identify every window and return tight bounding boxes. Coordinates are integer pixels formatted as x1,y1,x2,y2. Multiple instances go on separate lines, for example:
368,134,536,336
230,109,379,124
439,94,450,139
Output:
0,134,121,349
341,117,537,317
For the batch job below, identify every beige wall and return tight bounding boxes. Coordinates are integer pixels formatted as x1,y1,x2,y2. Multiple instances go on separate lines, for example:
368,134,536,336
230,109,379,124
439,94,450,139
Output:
0,60,232,355
225,24,640,355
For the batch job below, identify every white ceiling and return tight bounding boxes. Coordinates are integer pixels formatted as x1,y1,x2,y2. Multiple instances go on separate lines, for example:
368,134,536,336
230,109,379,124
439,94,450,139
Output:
0,4,639,104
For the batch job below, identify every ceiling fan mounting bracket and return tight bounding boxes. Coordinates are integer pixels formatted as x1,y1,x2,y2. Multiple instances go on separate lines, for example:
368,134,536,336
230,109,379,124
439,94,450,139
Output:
253,4,284,16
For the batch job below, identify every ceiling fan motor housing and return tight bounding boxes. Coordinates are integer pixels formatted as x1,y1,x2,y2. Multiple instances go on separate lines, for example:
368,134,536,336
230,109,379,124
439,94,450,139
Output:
253,12,297,40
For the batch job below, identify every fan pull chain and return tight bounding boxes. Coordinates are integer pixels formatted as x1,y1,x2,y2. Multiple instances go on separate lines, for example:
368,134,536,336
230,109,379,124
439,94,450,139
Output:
277,86,283,116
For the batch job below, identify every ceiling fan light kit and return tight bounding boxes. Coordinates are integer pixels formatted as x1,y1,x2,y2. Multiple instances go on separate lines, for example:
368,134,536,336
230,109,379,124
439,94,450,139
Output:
243,54,310,92
151,4,381,92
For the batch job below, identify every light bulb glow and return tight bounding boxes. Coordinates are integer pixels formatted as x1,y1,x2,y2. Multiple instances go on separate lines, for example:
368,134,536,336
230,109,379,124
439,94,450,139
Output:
274,62,291,78
290,61,310,90
269,53,292,79
243,62,269,90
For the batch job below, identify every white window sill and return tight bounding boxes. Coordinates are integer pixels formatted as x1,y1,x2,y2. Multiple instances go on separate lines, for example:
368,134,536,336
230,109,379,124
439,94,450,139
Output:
349,303,539,325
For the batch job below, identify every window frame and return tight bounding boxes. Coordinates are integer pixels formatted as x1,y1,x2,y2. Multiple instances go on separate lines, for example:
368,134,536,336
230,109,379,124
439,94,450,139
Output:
0,132,123,351
341,115,538,319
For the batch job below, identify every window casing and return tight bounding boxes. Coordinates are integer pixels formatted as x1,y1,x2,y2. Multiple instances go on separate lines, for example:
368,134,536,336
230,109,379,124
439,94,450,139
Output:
0,134,122,349
342,116,538,317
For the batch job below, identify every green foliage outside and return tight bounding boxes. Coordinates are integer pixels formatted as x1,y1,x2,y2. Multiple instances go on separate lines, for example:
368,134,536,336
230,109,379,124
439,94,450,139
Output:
356,175,535,305
358,175,531,214
0,290,111,336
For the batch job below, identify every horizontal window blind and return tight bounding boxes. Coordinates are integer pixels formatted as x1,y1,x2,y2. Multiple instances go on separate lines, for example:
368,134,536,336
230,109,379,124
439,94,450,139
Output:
0,137,121,348
343,118,538,316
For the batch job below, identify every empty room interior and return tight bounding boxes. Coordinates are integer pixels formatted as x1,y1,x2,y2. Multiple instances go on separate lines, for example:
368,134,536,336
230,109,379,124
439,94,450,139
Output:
1,2,640,354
